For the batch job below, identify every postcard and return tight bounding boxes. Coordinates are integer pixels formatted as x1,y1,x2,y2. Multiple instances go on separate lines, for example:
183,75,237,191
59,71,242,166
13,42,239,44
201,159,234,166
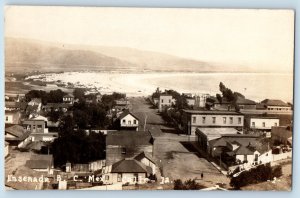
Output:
4,6,294,190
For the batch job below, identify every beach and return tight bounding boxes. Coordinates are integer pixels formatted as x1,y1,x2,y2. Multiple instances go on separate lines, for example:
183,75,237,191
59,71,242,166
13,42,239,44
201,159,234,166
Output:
25,71,294,102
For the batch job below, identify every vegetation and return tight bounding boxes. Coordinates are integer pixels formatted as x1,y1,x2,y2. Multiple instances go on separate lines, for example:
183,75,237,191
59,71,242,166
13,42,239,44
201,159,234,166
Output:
174,179,206,190
25,89,66,104
52,115,106,167
230,164,282,189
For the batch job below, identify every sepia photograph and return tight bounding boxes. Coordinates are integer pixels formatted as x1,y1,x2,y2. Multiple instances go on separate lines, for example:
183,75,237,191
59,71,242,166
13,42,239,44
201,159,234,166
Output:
4,6,294,190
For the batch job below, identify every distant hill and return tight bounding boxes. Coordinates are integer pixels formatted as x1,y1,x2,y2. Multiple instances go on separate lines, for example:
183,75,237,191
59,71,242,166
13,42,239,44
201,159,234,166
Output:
5,37,247,73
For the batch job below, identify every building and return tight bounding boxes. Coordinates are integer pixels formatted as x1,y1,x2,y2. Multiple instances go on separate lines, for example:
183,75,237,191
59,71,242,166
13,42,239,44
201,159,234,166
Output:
23,115,58,142
118,110,139,131
271,126,293,146
114,98,130,112
213,97,256,110
5,124,30,146
134,151,157,174
106,131,154,166
260,99,291,112
195,128,242,152
182,110,244,136
63,94,74,104
158,95,175,112
25,154,53,174
5,111,21,124
208,134,272,167
246,117,280,137
195,94,210,108
109,158,152,185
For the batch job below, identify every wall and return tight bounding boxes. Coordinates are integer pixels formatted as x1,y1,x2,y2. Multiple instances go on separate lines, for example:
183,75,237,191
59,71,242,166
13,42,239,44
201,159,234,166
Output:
273,151,292,161
158,95,173,112
250,118,279,129
140,157,156,174
120,114,139,127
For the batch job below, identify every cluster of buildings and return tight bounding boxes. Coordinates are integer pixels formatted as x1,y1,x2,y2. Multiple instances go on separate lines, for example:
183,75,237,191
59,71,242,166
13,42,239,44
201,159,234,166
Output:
5,91,161,190
152,93,293,172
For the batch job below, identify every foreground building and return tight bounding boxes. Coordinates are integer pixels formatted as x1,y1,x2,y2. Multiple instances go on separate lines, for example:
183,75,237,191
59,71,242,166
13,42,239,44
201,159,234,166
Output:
106,131,154,166
182,110,244,136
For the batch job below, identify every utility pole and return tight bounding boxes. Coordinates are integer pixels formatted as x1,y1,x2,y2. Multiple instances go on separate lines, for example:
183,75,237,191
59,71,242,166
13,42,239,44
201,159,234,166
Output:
144,113,148,131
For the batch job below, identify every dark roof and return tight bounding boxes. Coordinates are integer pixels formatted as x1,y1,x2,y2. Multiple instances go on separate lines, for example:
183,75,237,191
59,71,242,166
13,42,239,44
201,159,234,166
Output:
183,109,243,115
134,152,156,164
236,97,256,105
106,131,153,146
118,110,139,120
111,159,151,174
5,125,28,140
63,94,74,98
261,99,289,107
44,103,71,108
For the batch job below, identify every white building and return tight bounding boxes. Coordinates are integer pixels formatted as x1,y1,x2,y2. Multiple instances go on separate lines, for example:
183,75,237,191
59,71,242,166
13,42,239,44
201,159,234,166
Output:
158,95,175,112
118,110,139,131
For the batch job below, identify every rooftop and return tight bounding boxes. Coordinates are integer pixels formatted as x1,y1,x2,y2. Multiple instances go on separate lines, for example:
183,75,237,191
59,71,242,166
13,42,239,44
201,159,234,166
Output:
5,124,29,140
106,131,153,146
196,128,241,141
111,159,151,174
261,99,289,107
118,109,139,120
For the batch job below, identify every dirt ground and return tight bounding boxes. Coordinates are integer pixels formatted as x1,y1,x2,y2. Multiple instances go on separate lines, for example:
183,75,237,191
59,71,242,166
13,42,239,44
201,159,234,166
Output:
129,97,229,188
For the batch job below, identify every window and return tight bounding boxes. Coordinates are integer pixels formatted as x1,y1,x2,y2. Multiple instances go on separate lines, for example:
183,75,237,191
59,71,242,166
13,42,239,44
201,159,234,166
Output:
169,99,171,103
202,117,206,124
252,122,255,127
192,116,196,124
229,117,233,124
223,117,227,124
122,119,126,123
262,122,266,127
161,99,164,103
274,122,278,127
238,117,242,124
212,117,216,124
37,125,42,129
105,175,109,180
117,174,122,182
33,125,36,130
133,120,137,124
5,116,8,121
128,121,131,125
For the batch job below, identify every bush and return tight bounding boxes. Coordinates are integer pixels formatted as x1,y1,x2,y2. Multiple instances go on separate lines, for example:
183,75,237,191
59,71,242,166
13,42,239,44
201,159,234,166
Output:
230,164,283,189
174,179,206,190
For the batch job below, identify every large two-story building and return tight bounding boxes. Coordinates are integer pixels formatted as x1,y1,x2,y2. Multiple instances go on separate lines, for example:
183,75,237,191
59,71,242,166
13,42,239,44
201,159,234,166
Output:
158,95,175,112
182,110,244,136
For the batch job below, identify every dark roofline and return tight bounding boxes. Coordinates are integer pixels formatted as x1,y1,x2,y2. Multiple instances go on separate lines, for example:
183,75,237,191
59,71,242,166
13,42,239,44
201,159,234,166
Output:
183,109,243,115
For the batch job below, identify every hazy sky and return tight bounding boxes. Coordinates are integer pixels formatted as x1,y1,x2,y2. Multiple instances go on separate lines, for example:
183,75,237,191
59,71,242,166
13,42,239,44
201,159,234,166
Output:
5,6,295,72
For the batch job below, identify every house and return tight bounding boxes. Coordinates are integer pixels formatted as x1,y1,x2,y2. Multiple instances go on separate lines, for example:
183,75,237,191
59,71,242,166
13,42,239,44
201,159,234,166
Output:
5,101,27,111
213,97,256,110
5,124,30,146
246,117,279,137
109,158,152,185
42,103,70,112
208,134,272,168
63,94,74,104
158,95,175,112
117,110,139,131
23,115,58,142
271,126,293,146
5,111,21,124
134,151,157,174
260,99,291,111
106,131,154,166
195,128,242,152
25,154,53,174
182,110,244,136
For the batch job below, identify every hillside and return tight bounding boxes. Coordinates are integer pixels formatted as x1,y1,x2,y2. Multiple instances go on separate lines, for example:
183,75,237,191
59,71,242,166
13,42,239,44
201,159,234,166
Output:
5,37,243,73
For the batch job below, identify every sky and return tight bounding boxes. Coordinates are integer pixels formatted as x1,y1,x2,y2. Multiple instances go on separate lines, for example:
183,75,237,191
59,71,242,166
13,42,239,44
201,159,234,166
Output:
4,6,295,72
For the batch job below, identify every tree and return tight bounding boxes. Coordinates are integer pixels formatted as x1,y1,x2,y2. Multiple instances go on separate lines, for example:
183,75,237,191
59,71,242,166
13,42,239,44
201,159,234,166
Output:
174,179,206,190
216,94,222,103
73,88,86,101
